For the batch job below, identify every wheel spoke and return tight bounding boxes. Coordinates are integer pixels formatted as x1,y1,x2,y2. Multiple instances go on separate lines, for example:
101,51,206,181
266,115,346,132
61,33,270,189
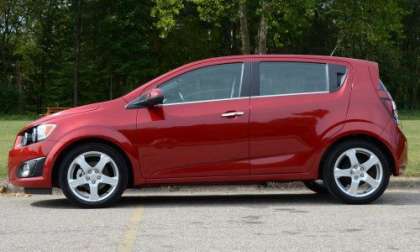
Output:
100,175,118,186
68,177,87,189
347,179,360,195
334,168,352,178
361,155,380,171
75,155,91,173
345,149,359,166
362,174,379,188
94,154,111,172
89,184,100,201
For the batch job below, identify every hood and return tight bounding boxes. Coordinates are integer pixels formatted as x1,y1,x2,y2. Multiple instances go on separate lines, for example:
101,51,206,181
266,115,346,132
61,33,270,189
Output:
22,103,101,132
49,103,99,117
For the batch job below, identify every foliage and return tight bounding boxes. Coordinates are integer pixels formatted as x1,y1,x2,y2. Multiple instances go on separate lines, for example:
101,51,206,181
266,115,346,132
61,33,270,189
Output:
151,0,184,38
0,0,418,113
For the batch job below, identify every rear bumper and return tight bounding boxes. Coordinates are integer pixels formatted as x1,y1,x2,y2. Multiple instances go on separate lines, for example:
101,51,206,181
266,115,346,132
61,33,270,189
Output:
394,126,408,175
383,119,408,176
8,140,56,188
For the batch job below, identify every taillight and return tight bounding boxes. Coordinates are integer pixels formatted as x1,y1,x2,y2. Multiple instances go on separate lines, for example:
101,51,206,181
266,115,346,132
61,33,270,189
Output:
380,97,399,124
378,81,399,124
392,100,399,124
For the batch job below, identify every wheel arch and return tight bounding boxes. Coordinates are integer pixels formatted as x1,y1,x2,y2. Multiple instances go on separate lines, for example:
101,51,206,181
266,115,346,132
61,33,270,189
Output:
51,137,135,188
318,133,396,178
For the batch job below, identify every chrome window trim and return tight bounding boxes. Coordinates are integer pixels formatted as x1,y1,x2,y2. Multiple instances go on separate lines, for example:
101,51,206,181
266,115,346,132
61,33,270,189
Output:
156,96,249,107
229,63,244,98
238,63,245,97
250,91,329,99
325,63,330,91
156,90,329,107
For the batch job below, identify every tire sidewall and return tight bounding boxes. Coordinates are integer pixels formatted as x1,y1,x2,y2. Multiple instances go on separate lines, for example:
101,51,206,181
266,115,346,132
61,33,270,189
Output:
59,143,128,208
323,140,391,204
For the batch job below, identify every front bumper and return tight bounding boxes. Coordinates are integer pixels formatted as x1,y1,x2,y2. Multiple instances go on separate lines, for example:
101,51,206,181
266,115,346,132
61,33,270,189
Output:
16,157,46,178
8,140,57,188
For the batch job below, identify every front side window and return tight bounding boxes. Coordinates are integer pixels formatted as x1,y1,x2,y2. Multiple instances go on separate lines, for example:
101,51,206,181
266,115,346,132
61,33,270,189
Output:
259,62,329,96
159,63,244,104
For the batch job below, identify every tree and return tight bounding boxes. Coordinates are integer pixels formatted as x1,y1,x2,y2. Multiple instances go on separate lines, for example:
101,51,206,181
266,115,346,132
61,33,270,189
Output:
398,0,419,109
152,0,316,54
0,0,418,113
324,0,407,106
0,0,28,112
72,0,82,106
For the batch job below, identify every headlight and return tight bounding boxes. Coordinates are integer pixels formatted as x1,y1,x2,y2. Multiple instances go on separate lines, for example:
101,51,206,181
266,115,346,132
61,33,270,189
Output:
21,124,56,146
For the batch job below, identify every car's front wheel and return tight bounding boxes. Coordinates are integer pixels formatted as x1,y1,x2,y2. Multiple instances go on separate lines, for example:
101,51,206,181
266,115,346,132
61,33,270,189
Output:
322,140,390,204
59,143,128,207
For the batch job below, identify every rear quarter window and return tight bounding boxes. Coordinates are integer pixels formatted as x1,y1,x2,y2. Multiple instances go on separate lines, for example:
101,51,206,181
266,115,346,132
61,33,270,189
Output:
328,64,347,91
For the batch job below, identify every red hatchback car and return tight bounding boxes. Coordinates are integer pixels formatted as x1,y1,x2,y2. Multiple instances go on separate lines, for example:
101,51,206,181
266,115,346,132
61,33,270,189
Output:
8,55,407,207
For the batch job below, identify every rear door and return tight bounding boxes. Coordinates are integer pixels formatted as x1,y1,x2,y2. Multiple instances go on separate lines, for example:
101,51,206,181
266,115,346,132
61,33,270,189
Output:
136,62,251,179
249,60,349,174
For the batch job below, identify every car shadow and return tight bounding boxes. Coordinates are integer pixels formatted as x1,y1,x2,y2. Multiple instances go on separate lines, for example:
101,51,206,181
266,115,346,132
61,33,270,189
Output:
30,191,420,209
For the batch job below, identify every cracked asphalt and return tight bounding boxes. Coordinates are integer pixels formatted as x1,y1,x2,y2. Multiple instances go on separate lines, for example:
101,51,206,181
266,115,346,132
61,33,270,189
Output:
1,188,420,251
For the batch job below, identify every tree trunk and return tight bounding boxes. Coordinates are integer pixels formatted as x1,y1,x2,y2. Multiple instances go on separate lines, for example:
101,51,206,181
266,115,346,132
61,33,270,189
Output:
109,74,113,99
16,61,23,113
238,0,250,54
73,0,82,106
256,1,268,54
1,5,11,82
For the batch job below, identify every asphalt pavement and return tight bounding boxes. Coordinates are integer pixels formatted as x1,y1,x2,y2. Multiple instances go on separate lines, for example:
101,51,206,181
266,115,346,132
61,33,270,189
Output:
1,187,420,252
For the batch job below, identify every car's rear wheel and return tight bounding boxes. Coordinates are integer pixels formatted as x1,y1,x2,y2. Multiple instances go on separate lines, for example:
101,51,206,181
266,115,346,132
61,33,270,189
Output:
303,180,328,194
322,140,390,204
59,143,128,208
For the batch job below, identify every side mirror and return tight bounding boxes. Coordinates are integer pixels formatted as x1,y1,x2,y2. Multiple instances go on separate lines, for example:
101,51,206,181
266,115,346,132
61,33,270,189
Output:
126,88,164,109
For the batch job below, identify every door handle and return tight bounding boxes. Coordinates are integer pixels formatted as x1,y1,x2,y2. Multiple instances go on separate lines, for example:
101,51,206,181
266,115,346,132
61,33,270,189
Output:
221,111,245,118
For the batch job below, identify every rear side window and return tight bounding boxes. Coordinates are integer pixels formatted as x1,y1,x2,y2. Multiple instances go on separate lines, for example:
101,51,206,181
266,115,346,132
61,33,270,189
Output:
258,62,347,96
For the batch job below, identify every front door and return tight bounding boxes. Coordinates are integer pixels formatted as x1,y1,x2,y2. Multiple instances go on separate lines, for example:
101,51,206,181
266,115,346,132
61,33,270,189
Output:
136,63,250,179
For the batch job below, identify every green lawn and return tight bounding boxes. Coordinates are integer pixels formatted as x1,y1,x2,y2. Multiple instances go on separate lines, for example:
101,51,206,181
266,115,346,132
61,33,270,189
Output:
0,115,419,178
400,119,420,176
0,120,29,178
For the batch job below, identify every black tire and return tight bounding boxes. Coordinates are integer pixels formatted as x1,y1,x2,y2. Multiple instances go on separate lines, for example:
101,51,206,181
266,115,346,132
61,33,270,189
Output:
303,180,329,194
59,143,128,208
322,139,391,204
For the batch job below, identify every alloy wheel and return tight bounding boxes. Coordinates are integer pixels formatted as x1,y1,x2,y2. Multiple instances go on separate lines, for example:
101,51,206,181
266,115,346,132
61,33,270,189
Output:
333,148,383,198
67,151,120,202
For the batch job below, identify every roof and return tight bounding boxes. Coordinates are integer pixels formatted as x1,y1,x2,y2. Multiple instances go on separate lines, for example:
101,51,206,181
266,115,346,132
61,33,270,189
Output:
191,54,376,64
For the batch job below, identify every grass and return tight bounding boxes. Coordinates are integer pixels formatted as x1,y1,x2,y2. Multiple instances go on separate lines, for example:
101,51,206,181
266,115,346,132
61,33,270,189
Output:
0,120,29,178
0,112,419,178
400,118,420,176
0,114,38,121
